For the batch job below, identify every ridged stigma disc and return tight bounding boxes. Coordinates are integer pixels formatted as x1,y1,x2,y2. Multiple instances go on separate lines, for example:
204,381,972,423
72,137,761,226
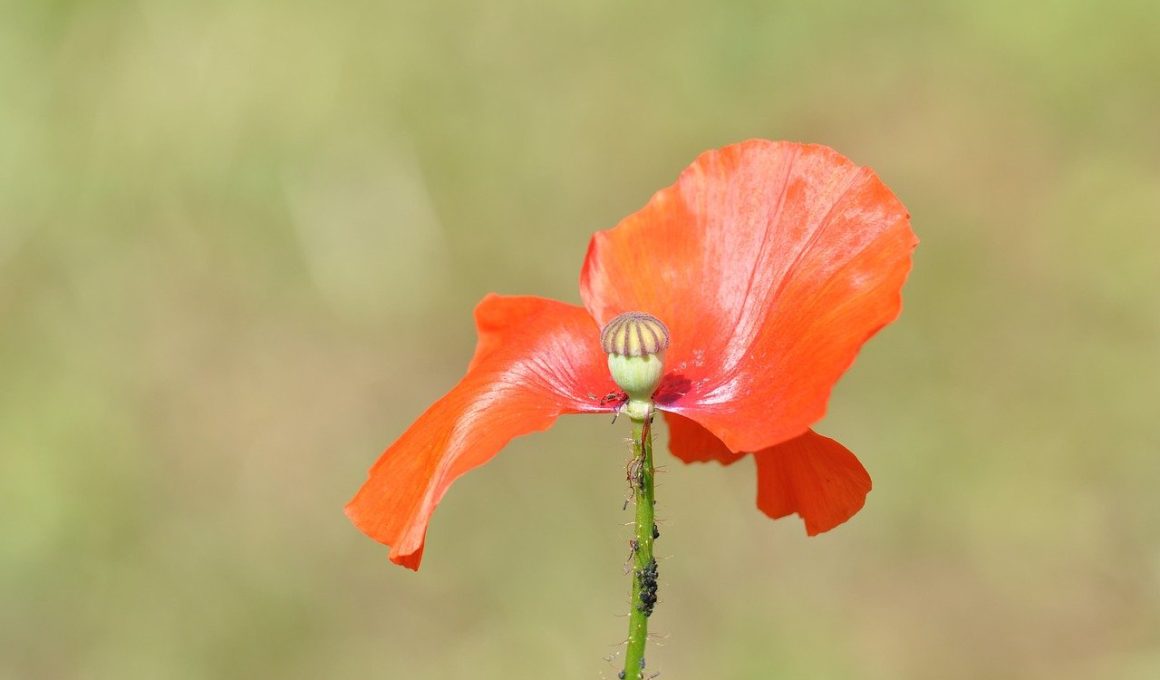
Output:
600,312,670,357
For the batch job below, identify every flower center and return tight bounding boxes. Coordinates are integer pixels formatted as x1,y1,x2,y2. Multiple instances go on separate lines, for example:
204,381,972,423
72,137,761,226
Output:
601,312,670,421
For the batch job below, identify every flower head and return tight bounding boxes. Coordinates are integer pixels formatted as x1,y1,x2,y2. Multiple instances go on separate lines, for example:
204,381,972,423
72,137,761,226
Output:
602,311,670,420
346,140,917,569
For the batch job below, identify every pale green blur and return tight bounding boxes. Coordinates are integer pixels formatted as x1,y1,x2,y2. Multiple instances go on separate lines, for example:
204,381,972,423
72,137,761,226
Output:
2,1,1158,678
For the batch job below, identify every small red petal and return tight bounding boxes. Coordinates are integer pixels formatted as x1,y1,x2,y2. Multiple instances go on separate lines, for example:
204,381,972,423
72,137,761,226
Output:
581,140,916,452
345,295,614,569
664,414,871,534
753,430,871,535
662,412,744,466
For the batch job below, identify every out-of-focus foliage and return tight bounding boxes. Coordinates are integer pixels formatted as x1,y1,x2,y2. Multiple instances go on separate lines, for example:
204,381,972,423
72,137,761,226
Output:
2,1,1158,678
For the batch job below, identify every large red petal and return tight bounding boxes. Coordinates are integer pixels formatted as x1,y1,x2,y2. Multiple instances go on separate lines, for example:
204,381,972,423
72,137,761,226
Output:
580,140,916,452
345,295,614,569
753,430,871,535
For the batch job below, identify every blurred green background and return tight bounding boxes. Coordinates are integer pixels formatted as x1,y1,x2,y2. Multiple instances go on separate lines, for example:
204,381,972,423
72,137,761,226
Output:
3,1,1158,678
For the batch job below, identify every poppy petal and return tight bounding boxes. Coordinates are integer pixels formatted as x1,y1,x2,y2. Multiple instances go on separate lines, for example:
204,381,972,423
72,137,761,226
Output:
345,295,614,569
753,430,871,535
580,140,916,452
663,412,743,466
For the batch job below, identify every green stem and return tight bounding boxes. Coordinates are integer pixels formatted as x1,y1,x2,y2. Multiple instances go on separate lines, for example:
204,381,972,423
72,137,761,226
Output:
622,412,657,680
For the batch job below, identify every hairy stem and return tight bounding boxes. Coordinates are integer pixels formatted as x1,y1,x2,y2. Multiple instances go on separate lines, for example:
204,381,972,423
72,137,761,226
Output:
622,412,657,679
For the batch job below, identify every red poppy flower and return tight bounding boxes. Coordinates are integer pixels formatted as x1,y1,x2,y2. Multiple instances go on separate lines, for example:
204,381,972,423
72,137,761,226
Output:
347,139,917,569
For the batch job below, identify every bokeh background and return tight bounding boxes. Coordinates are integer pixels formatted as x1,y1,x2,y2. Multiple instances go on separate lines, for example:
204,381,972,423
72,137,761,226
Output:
3,1,1158,678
